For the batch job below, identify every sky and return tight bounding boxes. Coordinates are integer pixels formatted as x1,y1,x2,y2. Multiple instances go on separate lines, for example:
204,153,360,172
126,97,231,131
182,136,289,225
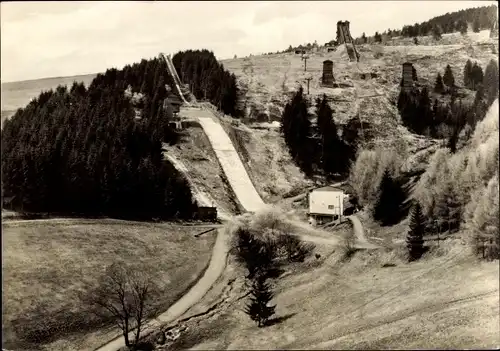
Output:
1,1,496,82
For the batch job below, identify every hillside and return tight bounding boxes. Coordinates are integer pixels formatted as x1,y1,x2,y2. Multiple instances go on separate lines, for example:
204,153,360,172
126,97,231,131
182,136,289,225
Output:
222,30,497,152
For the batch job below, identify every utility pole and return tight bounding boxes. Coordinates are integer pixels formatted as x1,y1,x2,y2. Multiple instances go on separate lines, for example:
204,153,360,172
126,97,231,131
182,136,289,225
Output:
302,55,309,72
304,77,313,95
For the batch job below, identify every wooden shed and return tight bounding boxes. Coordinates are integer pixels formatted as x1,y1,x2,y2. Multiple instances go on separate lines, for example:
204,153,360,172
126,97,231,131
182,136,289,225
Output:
195,206,218,222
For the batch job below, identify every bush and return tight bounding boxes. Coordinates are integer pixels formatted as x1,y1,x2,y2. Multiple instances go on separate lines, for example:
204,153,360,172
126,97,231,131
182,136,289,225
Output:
277,233,314,262
340,232,357,260
230,208,315,274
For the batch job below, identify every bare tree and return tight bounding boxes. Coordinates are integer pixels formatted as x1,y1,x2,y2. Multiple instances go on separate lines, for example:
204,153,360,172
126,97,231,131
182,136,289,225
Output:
81,263,157,347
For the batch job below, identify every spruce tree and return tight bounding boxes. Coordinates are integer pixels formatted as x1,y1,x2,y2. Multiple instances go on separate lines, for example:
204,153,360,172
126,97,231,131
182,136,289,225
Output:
459,20,468,35
463,60,472,88
373,170,406,226
470,62,484,91
483,59,499,106
434,73,445,94
473,19,481,33
361,32,367,44
406,202,425,261
244,274,276,327
432,25,443,40
281,87,314,176
443,64,455,89
315,94,346,175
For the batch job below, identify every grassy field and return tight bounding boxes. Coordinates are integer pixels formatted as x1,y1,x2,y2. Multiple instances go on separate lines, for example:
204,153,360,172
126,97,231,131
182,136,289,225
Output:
1,219,217,351
164,240,499,350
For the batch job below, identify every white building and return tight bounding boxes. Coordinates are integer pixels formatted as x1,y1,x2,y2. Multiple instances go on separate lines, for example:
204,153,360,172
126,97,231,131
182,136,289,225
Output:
308,186,349,225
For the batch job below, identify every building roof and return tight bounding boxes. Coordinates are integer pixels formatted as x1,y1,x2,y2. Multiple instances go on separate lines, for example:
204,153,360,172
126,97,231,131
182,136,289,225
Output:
311,185,344,192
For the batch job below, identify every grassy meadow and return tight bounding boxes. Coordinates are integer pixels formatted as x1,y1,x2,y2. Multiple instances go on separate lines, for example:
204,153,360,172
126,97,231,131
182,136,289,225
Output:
2,219,217,350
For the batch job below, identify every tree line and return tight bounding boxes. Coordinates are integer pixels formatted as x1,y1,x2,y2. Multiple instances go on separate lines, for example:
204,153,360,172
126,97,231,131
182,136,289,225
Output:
172,49,242,117
355,5,497,44
1,57,197,220
280,87,357,179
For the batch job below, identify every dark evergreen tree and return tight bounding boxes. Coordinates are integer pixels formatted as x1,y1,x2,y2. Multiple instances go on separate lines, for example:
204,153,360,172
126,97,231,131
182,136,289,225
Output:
473,18,481,32
443,64,455,89
373,170,406,226
415,87,432,135
470,62,484,90
281,87,314,176
406,202,425,261
361,32,367,44
432,25,443,40
244,274,276,327
459,20,468,35
434,73,445,93
483,59,499,106
315,94,350,176
463,59,473,88
374,32,382,43
447,124,460,153
234,227,276,279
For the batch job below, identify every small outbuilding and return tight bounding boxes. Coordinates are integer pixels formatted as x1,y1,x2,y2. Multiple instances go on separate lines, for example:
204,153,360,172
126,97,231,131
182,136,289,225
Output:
164,94,183,115
307,186,349,226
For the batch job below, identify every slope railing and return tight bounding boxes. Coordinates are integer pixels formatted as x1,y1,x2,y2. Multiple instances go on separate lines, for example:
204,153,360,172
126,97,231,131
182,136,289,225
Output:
160,53,189,105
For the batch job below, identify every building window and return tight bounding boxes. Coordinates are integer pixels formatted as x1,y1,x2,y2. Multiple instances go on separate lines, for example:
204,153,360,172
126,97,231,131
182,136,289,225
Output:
328,205,334,210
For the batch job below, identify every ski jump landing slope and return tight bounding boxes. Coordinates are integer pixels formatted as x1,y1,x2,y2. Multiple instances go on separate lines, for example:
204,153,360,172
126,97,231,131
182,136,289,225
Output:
180,107,267,214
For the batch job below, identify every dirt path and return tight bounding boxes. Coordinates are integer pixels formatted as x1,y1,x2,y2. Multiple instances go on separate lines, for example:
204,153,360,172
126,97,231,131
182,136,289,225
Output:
94,226,230,351
347,215,380,249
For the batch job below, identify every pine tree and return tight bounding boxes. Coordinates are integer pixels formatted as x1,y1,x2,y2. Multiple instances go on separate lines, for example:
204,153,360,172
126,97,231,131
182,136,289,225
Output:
434,73,445,93
447,124,460,153
459,20,468,35
473,19,481,33
361,32,367,44
373,170,406,226
483,59,499,106
443,65,455,89
244,274,276,327
463,60,472,88
406,202,425,261
432,25,443,40
281,87,314,176
315,95,345,175
470,62,484,91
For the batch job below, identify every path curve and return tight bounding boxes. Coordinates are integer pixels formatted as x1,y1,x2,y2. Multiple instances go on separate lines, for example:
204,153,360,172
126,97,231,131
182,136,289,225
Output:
347,215,380,249
94,226,229,351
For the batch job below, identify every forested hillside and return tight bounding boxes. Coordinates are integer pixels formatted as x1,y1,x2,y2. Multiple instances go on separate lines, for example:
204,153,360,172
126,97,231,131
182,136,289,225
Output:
172,49,242,117
280,4,497,51
396,4,498,38
1,57,196,220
